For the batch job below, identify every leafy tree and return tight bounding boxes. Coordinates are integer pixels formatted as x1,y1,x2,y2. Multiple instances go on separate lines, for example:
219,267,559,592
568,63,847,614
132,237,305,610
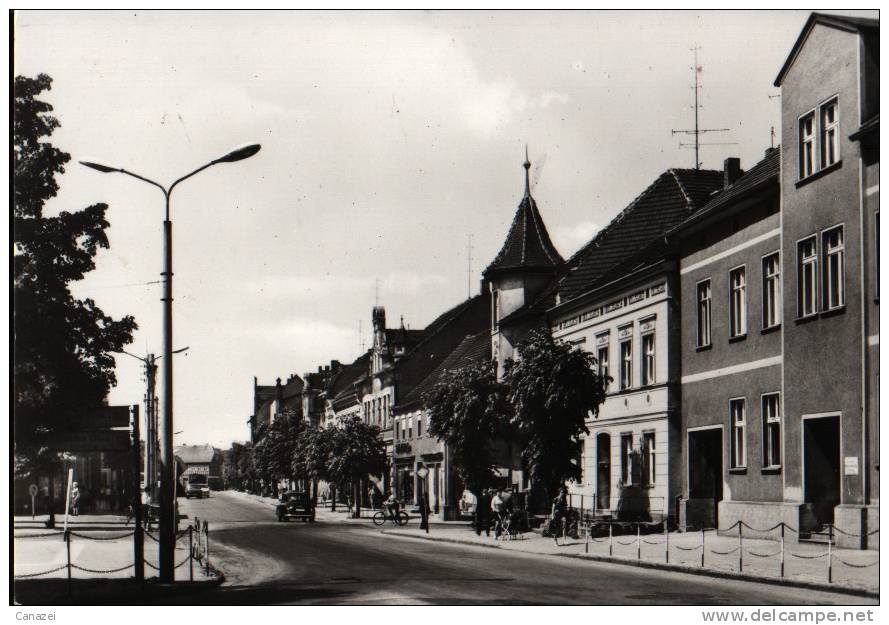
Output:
292,425,335,505
424,359,512,495
252,415,301,495
223,442,251,490
504,328,607,505
326,417,386,518
14,74,137,523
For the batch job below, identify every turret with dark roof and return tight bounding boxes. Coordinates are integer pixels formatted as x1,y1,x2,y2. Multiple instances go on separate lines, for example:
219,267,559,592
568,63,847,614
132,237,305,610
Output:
484,152,563,278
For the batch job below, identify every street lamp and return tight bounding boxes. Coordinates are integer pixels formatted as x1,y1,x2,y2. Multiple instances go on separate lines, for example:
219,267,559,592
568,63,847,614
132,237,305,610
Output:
83,145,260,582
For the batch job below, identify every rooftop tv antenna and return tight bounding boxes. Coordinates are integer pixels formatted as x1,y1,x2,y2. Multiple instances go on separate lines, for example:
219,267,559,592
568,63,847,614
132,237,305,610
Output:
671,45,734,169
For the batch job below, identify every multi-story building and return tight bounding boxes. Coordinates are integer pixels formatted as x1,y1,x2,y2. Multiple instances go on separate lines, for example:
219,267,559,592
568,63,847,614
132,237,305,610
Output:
671,151,783,532
389,293,489,518
774,13,878,546
551,167,725,522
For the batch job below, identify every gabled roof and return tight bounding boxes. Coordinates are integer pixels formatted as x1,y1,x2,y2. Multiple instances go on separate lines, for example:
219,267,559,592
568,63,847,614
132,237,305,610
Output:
484,158,563,277
394,292,490,404
556,168,724,304
175,444,216,465
671,148,780,238
774,12,879,87
397,331,492,413
329,351,372,405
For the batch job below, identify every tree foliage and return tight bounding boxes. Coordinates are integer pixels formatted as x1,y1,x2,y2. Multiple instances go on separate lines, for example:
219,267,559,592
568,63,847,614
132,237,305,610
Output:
325,417,387,503
424,359,512,493
14,73,137,478
292,425,335,487
504,328,607,502
252,414,301,488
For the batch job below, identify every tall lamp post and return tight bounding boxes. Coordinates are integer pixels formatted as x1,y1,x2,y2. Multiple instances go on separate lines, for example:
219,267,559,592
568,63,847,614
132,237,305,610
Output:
82,144,260,582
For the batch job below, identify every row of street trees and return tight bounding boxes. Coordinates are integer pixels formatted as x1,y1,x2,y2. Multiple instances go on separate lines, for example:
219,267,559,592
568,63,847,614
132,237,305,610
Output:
223,415,386,518
225,329,604,517
426,328,606,509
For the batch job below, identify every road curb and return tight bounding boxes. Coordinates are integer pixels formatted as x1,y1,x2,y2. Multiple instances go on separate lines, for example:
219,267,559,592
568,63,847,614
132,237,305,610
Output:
381,530,878,600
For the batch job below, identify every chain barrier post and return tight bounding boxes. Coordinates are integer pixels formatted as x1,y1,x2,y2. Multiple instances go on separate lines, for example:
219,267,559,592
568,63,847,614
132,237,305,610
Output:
585,522,590,554
664,518,669,564
828,525,833,583
738,522,743,573
65,529,72,597
860,506,867,551
203,520,210,576
188,525,194,581
701,527,705,568
780,523,785,578
636,523,641,560
608,522,613,557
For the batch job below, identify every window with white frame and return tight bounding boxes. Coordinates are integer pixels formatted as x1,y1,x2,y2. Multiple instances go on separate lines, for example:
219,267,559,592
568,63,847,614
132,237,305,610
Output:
798,236,818,317
417,414,422,437
641,331,655,386
642,432,656,486
820,99,839,169
800,113,816,179
823,226,845,310
730,266,747,338
762,393,781,469
620,433,633,484
762,253,781,329
597,342,610,392
620,337,633,390
730,398,746,469
697,279,712,347
408,416,413,439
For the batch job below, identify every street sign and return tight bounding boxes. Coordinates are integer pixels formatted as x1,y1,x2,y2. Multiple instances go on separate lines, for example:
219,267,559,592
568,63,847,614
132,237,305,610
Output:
29,484,38,520
53,429,131,452
416,465,429,479
82,405,131,429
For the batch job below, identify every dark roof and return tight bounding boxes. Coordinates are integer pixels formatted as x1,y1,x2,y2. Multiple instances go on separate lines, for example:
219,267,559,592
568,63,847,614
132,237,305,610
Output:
483,161,563,277
394,292,490,404
384,327,426,350
397,331,491,413
329,351,371,404
775,12,879,86
254,384,277,404
175,444,216,465
850,114,879,141
556,168,724,304
670,148,780,237
281,375,304,399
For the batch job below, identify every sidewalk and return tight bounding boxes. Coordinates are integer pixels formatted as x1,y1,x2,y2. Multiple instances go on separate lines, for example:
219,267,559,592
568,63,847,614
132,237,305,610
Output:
13,513,214,585
381,525,879,597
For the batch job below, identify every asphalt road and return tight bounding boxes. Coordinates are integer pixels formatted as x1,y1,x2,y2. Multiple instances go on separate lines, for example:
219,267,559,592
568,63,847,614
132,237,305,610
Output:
175,491,875,606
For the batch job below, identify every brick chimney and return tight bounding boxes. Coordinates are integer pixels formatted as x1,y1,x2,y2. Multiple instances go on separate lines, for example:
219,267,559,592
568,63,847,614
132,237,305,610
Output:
724,158,742,188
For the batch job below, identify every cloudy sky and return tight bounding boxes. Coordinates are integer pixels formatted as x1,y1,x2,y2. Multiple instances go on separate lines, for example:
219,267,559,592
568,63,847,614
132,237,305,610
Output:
13,10,869,448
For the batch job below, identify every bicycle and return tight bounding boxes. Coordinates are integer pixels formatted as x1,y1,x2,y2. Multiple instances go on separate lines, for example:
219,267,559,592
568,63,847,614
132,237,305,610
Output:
372,508,409,526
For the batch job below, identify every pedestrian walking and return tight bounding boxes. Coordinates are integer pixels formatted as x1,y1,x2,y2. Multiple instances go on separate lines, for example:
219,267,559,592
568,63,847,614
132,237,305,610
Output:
476,489,491,536
551,486,568,544
491,490,505,537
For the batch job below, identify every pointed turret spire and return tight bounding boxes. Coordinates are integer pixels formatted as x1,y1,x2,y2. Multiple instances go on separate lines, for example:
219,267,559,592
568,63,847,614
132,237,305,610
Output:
524,145,531,197
483,151,563,278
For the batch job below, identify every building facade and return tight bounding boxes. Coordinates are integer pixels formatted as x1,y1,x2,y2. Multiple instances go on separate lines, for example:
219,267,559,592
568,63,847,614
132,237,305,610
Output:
552,167,725,522
775,13,879,546
673,151,784,533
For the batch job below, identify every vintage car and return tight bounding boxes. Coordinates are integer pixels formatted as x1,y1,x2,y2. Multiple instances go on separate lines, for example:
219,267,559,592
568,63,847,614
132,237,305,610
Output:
276,491,316,522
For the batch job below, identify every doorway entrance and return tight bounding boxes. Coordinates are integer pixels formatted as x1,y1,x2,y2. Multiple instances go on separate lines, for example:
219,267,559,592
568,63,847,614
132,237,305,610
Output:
803,415,841,526
688,427,723,527
596,433,611,510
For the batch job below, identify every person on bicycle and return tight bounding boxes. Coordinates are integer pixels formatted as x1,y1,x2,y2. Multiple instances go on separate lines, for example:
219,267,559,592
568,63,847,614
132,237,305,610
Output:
551,486,568,542
384,492,399,521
